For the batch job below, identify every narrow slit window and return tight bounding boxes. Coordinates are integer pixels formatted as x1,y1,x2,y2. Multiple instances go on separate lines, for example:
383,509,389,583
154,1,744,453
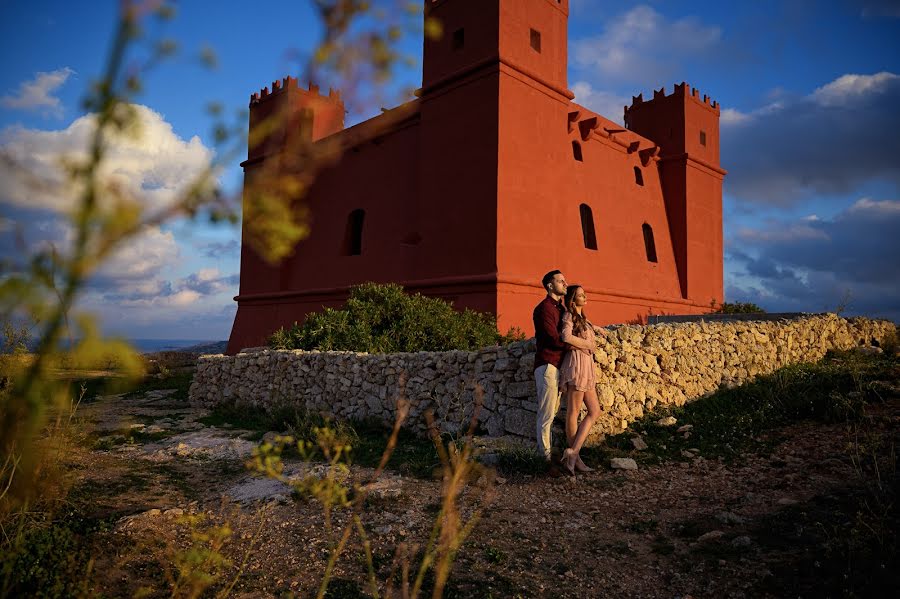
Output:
634,166,644,186
344,209,365,256
530,28,541,53
579,204,598,250
642,223,658,263
572,140,583,162
700,130,707,146
452,28,465,51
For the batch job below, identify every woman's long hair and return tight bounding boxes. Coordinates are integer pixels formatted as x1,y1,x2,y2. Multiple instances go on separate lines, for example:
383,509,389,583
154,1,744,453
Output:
564,285,589,335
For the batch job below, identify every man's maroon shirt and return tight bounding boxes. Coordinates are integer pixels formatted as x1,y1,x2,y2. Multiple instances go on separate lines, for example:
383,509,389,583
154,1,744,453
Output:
533,295,565,370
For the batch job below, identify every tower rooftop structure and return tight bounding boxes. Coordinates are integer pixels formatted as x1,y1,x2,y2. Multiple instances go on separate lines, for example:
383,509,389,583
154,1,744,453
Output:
226,0,725,354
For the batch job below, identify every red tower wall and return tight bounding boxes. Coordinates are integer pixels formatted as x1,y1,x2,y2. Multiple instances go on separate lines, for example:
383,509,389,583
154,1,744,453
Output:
226,0,724,353
624,83,726,306
492,0,720,331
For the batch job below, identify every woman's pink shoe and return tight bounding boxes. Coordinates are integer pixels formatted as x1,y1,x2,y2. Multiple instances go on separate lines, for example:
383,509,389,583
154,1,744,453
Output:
562,448,577,476
575,456,594,473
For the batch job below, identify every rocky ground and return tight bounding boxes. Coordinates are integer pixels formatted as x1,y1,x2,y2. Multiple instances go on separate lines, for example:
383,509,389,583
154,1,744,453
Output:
19,352,900,598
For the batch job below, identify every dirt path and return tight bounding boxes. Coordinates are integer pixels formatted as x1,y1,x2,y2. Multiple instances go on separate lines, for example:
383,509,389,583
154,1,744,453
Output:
65,377,899,598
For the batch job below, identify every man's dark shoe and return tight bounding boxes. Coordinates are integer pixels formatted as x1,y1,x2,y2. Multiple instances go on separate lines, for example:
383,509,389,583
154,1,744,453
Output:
545,459,563,478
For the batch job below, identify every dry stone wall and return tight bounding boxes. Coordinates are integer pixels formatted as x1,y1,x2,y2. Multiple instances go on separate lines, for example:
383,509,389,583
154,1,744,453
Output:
189,315,894,442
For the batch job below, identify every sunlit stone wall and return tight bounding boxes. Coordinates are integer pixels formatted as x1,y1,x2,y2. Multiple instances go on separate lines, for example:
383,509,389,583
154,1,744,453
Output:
189,315,894,441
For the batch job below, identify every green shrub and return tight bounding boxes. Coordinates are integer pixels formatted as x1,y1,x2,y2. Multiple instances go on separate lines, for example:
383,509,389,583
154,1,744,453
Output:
0,512,104,598
269,283,524,353
714,301,767,314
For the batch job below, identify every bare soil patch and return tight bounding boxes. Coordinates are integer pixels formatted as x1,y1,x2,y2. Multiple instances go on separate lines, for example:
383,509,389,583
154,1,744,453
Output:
13,353,900,598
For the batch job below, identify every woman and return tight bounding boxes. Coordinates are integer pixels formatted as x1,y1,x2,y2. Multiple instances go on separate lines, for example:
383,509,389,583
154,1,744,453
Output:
559,285,605,475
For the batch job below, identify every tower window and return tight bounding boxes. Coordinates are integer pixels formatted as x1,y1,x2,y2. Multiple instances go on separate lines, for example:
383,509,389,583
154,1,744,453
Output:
642,223,658,263
634,166,644,186
530,29,542,53
572,140,583,162
700,130,707,146
344,209,365,256
579,204,597,250
452,28,464,51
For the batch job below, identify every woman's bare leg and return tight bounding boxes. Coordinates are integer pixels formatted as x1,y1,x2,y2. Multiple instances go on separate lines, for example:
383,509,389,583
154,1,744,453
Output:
565,387,583,447
562,389,586,474
570,388,601,455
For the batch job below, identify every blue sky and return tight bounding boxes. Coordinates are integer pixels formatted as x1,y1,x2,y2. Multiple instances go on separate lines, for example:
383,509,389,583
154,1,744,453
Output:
1,0,899,341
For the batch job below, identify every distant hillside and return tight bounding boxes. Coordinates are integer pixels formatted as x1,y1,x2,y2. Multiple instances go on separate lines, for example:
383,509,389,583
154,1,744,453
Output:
177,341,228,354
4,338,228,355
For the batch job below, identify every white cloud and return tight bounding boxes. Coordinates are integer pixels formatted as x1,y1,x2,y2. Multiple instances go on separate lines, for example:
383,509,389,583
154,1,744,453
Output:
724,74,898,133
196,268,220,281
98,226,180,283
1,67,74,118
572,6,721,86
0,104,227,337
846,197,900,216
720,101,784,128
720,108,751,126
723,71,900,203
91,264,238,306
736,222,830,244
811,72,899,107
168,290,202,307
0,104,214,291
179,268,239,296
570,81,629,124
726,197,900,320
0,104,214,220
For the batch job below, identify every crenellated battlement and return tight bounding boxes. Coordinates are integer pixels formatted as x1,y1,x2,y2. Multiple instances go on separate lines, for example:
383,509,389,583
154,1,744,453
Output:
249,76,343,106
624,82,720,116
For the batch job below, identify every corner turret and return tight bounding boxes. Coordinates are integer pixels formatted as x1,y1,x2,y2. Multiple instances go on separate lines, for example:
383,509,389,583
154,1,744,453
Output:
623,82,724,306
247,76,345,161
623,82,720,167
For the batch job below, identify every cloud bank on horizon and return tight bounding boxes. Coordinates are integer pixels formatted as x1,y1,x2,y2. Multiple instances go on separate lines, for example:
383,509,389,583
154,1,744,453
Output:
567,3,899,322
728,198,900,318
0,89,238,340
1,1,898,342
0,67,74,119
722,72,900,205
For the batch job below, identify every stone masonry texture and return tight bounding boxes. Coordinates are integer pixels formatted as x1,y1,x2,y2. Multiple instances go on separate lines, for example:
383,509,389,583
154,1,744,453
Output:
190,315,894,444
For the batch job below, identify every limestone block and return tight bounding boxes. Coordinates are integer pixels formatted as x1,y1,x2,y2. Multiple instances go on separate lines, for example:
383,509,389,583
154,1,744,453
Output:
494,358,514,371
507,381,534,399
518,353,535,369
365,394,382,412
486,413,505,437
187,316,897,441
503,408,534,438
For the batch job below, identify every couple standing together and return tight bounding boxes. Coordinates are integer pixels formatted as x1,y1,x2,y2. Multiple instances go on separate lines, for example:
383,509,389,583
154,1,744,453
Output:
533,270,606,475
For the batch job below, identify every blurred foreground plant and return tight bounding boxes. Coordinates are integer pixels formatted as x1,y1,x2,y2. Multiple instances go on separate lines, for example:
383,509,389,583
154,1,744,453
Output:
248,389,494,599
0,0,426,512
0,0,437,595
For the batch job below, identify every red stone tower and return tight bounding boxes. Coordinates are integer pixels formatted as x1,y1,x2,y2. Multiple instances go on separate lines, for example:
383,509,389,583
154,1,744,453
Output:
236,78,346,305
624,84,725,305
226,0,724,354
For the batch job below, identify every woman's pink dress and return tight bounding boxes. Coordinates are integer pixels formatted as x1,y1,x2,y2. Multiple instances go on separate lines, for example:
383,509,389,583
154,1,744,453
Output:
559,312,596,392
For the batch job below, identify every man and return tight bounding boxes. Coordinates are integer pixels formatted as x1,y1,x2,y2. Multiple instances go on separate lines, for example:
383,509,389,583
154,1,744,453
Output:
533,269,567,462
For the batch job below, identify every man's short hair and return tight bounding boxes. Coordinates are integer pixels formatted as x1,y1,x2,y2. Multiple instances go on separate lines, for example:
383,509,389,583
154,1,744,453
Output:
541,269,562,290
